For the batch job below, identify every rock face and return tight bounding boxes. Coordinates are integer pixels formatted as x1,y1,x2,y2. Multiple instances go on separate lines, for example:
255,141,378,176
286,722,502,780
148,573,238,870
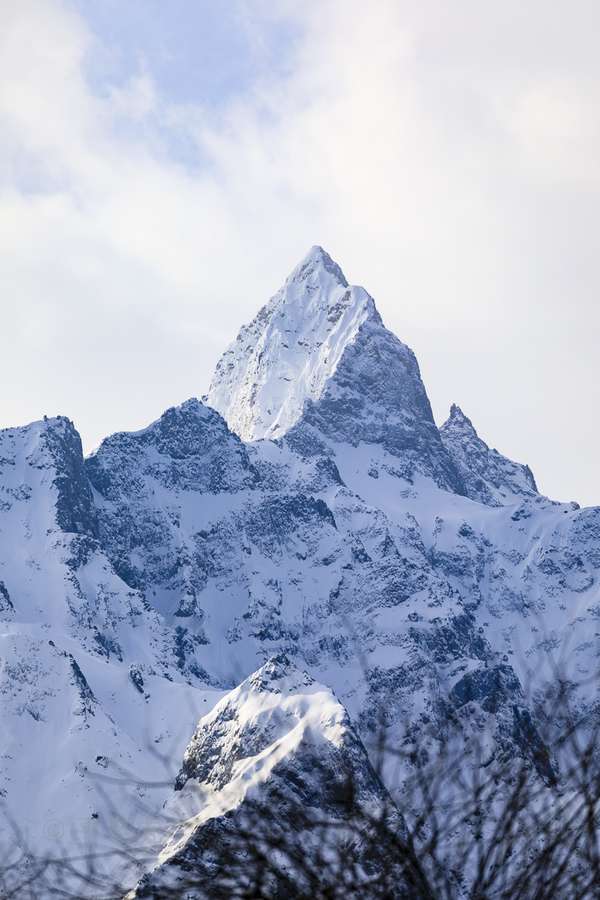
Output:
440,404,539,506
41,415,99,535
87,399,255,502
131,656,406,899
2,247,600,897
86,399,258,627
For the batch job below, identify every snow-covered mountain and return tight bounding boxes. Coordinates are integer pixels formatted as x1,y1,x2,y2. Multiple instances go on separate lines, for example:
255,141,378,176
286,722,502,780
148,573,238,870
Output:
208,245,462,493
1,246,599,895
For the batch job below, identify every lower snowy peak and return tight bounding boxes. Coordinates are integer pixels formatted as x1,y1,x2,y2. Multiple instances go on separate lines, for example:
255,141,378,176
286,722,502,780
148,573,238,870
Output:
130,655,405,898
0,416,98,627
207,245,380,443
440,404,540,506
86,397,263,626
0,414,97,540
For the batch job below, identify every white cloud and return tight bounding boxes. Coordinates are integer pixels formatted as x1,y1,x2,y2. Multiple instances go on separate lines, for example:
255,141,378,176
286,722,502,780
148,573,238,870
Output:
505,77,600,182
0,0,599,504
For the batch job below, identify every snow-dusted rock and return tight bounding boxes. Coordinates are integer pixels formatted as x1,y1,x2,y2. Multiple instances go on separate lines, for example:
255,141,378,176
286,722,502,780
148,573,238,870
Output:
86,398,260,630
440,404,539,506
83,392,556,795
130,655,405,898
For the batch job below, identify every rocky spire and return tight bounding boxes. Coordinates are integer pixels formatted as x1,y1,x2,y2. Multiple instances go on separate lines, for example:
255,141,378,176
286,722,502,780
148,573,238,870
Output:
440,404,539,506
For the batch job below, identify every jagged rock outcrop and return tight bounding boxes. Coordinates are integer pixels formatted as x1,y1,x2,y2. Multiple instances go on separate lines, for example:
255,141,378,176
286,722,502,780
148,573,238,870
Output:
86,399,260,622
440,404,539,506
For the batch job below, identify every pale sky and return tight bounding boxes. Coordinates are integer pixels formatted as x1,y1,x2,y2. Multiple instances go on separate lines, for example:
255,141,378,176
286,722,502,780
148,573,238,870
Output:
1,1,599,505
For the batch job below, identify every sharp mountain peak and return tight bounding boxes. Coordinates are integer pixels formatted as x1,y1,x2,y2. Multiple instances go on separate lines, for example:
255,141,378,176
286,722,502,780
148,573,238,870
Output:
207,246,384,442
286,244,349,290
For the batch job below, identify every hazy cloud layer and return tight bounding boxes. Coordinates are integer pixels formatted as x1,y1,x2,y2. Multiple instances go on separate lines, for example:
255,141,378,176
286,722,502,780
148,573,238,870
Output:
1,0,598,504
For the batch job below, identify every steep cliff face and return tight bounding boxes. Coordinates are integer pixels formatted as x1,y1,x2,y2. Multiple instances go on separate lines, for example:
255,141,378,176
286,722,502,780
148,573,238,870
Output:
287,316,464,492
0,415,93,545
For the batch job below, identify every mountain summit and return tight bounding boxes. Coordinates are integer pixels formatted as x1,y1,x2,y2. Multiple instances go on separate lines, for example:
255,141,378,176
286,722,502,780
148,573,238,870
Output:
208,246,463,492
207,246,380,442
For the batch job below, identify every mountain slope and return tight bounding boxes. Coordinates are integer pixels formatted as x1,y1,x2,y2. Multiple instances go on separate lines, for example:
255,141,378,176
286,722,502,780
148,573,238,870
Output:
85,392,553,789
